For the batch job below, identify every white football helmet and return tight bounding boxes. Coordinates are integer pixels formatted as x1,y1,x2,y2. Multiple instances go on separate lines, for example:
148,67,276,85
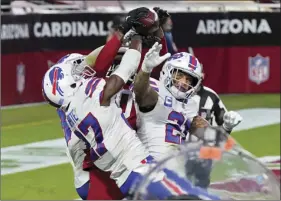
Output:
42,53,95,108
159,52,203,99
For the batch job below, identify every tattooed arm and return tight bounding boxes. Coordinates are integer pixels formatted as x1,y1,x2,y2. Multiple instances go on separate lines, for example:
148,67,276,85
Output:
134,42,170,112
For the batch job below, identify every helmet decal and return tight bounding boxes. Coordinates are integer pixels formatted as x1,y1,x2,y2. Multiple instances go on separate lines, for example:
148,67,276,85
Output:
188,55,198,70
49,67,64,96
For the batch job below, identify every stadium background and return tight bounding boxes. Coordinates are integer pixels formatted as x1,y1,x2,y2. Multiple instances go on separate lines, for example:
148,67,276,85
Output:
1,0,280,200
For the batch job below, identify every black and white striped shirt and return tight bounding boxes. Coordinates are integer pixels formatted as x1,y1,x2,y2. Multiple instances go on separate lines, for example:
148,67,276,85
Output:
192,85,227,126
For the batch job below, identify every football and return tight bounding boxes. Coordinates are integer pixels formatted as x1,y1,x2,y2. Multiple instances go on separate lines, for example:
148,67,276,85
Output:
135,10,160,36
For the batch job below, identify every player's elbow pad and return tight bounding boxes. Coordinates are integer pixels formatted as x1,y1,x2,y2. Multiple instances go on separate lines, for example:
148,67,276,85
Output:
111,49,141,83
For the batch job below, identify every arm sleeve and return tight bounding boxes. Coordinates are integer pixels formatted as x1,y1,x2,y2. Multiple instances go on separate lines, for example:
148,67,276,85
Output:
213,96,227,126
93,34,122,77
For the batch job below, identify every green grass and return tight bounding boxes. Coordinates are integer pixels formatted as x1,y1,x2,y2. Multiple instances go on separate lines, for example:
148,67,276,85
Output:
232,124,280,157
1,120,62,148
1,104,63,147
2,104,57,126
1,164,77,200
220,94,280,110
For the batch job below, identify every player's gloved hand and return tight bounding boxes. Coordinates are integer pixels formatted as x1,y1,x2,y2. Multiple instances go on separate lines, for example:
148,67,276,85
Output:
141,42,171,73
222,111,243,132
125,7,150,31
123,29,139,41
153,7,170,25
116,8,144,35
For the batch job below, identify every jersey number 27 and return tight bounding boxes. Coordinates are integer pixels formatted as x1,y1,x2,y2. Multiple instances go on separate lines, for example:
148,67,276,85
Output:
76,113,107,162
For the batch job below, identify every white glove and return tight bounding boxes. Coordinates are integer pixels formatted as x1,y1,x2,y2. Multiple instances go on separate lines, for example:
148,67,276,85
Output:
123,28,138,41
141,42,171,73
223,111,243,131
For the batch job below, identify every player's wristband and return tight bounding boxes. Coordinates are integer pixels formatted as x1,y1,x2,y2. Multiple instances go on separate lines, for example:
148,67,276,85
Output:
222,123,232,134
141,62,153,73
112,49,141,83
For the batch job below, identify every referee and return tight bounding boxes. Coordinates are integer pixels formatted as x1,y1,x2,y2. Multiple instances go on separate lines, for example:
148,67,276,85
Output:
193,84,226,127
188,69,243,189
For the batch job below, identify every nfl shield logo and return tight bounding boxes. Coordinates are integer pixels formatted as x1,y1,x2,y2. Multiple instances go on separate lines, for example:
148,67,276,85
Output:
248,54,270,85
17,63,25,94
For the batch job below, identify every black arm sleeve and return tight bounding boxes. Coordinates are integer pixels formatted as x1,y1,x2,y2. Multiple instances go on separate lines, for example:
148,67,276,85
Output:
213,95,227,126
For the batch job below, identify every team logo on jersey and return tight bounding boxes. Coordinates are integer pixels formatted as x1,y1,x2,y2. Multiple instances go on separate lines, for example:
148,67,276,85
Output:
16,62,25,94
49,67,64,96
164,96,173,107
248,54,270,85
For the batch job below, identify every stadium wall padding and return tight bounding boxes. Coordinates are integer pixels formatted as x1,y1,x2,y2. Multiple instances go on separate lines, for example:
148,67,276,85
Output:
1,12,280,106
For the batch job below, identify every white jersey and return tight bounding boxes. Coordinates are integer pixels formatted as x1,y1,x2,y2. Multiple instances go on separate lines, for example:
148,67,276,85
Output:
65,134,90,188
136,78,199,161
65,77,149,187
57,108,90,189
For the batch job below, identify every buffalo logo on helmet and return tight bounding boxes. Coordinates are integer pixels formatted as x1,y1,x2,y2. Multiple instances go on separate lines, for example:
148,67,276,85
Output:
188,55,198,71
49,67,64,96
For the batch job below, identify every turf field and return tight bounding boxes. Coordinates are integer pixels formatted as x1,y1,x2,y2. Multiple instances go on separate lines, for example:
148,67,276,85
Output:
1,94,280,200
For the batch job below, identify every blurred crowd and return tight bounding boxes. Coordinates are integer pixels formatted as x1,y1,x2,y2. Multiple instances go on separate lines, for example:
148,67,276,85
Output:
1,0,280,13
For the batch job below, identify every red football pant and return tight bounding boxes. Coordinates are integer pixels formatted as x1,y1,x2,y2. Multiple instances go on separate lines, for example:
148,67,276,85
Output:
87,167,124,200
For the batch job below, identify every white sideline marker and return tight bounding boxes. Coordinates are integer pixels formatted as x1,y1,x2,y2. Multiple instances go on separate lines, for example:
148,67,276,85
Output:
1,102,47,110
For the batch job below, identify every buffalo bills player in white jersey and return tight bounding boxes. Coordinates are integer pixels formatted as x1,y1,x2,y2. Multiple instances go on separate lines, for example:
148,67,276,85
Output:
47,53,113,200
55,47,136,200
42,35,153,194
46,53,93,199
133,48,243,191
134,49,208,161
